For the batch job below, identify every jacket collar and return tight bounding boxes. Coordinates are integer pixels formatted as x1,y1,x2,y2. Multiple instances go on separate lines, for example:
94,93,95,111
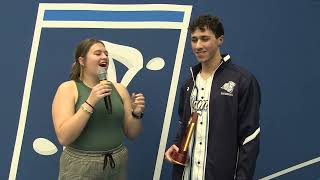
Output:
190,54,231,82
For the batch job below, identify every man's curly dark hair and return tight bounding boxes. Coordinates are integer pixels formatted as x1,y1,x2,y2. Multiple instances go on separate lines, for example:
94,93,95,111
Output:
189,14,224,38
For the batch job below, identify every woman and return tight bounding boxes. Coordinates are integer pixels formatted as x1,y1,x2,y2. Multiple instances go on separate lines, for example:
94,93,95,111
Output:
52,38,145,180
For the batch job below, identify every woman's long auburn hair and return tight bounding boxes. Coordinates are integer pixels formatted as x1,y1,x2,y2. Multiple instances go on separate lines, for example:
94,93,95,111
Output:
70,38,104,80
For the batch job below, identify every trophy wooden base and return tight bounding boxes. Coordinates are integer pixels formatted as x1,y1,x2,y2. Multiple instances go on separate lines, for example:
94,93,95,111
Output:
171,150,188,166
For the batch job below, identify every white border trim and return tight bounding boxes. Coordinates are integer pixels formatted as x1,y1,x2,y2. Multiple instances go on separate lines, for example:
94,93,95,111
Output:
8,4,45,180
153,5,192,180
259,156,320,180
42,21,184,29
39,3,190,11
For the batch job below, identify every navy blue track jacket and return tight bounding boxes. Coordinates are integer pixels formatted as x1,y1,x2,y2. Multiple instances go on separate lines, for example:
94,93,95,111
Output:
172,54,261,180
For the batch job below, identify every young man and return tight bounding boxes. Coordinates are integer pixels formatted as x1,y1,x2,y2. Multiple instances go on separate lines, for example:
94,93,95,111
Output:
165,15,261,180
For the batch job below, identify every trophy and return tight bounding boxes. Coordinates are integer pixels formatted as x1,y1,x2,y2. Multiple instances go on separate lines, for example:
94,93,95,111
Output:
171,112,199,166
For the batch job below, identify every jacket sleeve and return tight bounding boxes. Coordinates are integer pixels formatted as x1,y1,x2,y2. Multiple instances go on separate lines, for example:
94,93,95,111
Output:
173,84,187,146
172,84,188,180
236,76,261,180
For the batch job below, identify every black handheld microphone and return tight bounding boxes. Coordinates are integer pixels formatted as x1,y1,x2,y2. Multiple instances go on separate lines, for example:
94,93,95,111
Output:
97,66,112,114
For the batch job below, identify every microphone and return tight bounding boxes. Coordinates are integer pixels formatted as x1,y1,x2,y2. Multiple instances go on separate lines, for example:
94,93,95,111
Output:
97,65,112,114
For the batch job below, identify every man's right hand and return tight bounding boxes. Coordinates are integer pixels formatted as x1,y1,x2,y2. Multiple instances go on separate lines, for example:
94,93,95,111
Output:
165,144,179,163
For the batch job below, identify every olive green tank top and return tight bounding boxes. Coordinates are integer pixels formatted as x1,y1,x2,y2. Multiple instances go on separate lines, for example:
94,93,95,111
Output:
69,80,125,151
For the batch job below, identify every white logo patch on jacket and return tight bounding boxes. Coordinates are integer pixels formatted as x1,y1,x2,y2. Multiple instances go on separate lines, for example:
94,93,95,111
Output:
221,81,236,96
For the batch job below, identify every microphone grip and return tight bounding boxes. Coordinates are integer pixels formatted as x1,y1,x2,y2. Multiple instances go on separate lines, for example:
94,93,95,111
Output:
100,80,112,114
104,95,112,114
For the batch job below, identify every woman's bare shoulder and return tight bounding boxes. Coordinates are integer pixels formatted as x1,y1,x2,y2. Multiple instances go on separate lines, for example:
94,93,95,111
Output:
58,80,77,91
55,80,78,102
113,82,129,99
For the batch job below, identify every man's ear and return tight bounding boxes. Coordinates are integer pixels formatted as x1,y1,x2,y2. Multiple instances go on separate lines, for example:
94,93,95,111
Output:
78,57,85,66
218,35,224,46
